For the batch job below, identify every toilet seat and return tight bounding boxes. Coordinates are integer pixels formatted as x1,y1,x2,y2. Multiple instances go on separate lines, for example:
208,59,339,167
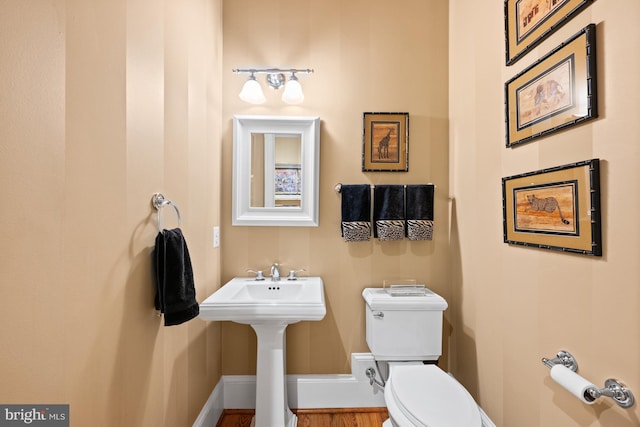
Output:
385,364,482,427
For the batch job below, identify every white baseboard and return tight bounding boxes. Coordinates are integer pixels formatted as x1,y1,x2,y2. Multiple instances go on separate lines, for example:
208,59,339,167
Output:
192,353,384,427
192,378,224,427
192,353,495,427
479,407,496,427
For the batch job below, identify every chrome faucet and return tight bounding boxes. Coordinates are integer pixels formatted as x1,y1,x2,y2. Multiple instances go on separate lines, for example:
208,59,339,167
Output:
270,263,281,281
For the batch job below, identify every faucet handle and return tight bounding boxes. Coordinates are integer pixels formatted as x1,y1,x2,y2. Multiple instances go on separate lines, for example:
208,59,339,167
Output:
287,269,306,280
247,269,265,281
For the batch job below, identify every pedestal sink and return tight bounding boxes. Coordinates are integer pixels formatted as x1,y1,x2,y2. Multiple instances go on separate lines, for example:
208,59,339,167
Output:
199,277,326,427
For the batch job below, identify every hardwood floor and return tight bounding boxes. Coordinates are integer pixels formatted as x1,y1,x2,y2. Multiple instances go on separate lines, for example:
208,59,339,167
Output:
216,408,389,427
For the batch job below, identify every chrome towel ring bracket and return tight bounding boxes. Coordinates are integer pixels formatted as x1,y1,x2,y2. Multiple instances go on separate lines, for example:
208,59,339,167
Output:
151,193,182,231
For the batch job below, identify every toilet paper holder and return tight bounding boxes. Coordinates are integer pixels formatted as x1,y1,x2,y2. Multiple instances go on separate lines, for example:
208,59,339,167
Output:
542,350,578,372
542,350,635,408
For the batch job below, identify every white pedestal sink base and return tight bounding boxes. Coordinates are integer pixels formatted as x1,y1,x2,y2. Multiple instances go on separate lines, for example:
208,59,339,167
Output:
250,413,297,427
199,277,326,427
251,323,297,427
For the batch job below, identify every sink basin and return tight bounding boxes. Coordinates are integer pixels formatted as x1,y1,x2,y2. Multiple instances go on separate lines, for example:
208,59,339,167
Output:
199,276,326,324
199,276,326,426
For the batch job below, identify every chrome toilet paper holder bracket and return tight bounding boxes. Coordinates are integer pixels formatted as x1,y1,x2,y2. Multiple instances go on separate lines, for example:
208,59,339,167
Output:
541,350,578,372
586,378,635,408
542,349,635,408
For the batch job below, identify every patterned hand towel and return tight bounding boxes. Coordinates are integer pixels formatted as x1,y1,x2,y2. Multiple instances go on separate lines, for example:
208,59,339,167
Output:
373,185,405,240
405,184,434,240
340,184,372,242
153,228,199,326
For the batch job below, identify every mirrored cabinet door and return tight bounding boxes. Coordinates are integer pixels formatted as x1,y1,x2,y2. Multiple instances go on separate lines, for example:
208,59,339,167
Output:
232,115,320,226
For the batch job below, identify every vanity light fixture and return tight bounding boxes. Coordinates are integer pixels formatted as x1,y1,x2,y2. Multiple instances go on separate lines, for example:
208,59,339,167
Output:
238,72,267,104
281,73,304,104
234,68,313,105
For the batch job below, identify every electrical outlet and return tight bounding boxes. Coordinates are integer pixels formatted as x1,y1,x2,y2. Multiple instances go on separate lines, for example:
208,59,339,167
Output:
213,226,220,248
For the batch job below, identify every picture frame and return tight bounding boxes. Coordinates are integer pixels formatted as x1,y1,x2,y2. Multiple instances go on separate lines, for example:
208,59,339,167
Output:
362,112,409,172
504,0,594,65
505,23,597,148
274,164,301,196
273,164,302,207
502,158,601,256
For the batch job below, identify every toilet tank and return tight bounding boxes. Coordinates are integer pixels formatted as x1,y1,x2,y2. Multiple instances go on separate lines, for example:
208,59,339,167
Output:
362,288,448,361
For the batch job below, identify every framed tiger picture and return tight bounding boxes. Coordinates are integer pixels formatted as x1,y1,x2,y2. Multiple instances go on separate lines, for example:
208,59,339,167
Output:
501,159,601,256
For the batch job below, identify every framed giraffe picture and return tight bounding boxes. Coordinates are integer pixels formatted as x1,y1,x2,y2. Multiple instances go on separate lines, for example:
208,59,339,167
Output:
501,158,601,256
362,112,409,172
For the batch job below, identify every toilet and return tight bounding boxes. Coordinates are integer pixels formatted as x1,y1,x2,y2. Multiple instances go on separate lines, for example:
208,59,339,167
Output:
363,287,483,427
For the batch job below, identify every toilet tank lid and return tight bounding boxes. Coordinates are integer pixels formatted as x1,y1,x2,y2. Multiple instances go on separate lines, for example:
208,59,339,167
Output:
362,288,448,311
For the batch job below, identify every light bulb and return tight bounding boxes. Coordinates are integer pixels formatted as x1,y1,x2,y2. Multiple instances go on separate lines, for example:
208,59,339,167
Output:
282,75,304,104
239,76,266,104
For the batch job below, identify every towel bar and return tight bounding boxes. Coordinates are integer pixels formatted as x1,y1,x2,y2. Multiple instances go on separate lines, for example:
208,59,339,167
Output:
334,183,436,193
151,193,182,231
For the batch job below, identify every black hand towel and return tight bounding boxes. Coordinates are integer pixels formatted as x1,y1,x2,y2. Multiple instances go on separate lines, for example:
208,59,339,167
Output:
373,185,405,240
405,184,434,240
153,228,199,326
340,184,372,241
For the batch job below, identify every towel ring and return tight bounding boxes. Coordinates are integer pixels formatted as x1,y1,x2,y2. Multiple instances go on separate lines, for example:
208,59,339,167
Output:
151,193,182,231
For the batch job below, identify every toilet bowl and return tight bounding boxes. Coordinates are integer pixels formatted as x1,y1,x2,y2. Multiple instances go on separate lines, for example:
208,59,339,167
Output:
362,288,483,427
383,363,482,427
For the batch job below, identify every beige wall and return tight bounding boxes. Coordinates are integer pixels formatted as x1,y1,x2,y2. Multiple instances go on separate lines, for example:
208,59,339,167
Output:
4,1,639,426
222,0,640,426
0,1,223,426
450,1,640,426
221,0,450,375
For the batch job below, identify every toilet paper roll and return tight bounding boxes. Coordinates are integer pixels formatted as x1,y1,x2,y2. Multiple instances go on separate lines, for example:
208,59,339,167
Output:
550,364,597,404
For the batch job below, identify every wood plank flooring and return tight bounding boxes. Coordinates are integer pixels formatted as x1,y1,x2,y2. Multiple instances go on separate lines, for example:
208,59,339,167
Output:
216,408,389,427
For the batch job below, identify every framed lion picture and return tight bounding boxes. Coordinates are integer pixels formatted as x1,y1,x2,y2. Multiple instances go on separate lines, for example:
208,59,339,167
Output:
505,24,598,147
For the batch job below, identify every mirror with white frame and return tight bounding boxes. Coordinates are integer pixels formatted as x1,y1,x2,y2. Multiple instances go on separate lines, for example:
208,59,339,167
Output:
232,115,320,226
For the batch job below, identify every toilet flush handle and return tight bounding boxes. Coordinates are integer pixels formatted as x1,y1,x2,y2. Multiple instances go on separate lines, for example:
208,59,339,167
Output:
373,311,384,319
366,367,385,389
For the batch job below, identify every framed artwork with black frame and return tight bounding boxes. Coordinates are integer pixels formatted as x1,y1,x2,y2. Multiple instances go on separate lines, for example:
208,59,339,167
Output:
505,24,597,148
362,112,409,172
502,158,601,256
504,0,594,65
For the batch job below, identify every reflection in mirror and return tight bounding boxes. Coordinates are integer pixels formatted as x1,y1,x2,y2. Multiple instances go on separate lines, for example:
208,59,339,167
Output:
250,133,302,208
233,115,320,226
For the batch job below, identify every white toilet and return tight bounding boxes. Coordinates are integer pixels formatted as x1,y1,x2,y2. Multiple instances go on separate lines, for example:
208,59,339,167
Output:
363,287,484,427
